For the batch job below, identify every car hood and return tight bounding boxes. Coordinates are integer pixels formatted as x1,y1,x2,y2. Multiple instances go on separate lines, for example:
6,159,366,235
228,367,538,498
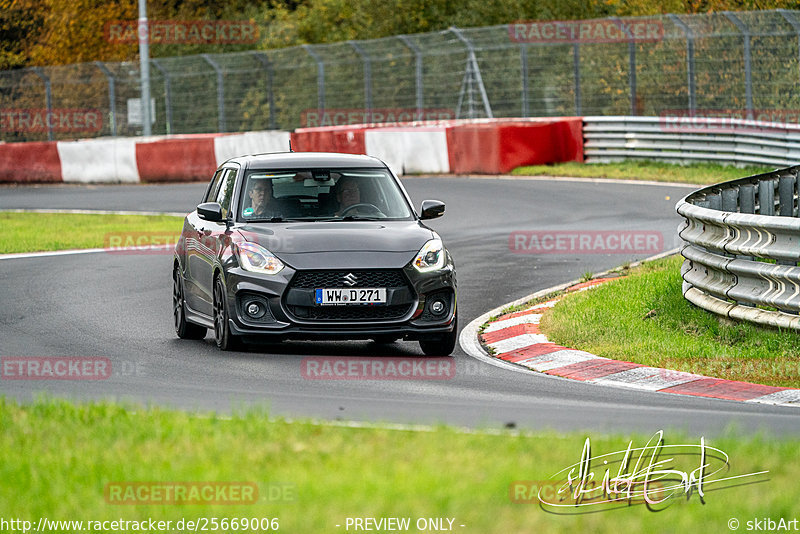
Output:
236,221,435,270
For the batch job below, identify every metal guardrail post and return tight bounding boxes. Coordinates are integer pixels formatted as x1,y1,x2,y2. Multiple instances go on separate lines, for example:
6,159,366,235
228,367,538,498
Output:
150,59,171,135
669,14,696,114
573,43,582,116
302,45,325,112
450,27,493,119
251,52,277,130
94,62,117,137
348,41,373,119
201,54,226,133
677,165,800,327
724,12,754,120
397,35,423,117
31,67,53,141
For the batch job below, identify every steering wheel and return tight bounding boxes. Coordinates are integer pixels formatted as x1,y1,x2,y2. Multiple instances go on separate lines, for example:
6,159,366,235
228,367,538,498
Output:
339,203,386,218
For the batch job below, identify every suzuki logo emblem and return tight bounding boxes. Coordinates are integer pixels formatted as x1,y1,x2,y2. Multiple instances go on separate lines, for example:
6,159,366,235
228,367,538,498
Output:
343,273,358,286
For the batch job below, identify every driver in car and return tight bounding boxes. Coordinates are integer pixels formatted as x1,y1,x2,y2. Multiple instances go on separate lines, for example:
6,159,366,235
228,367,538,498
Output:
335,176,361,215
334,176,384,217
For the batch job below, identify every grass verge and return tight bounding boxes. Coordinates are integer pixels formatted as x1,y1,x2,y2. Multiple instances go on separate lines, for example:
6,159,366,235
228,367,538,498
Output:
512,160,774,185
539,255,800,388
0,212,183,254
1,397,797,533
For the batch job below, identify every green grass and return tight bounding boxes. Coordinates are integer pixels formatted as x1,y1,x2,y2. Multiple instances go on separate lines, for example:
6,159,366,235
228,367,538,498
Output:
512,160,775,185
540,255,800,388
0,213,184,254
1,397,798,534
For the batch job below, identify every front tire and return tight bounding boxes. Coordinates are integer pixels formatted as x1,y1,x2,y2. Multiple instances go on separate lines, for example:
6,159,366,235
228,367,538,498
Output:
174,269,207,340
418,313,458,356
213,276,243,351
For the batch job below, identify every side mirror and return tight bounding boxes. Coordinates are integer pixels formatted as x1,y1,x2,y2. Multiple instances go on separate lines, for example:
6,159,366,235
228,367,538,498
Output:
197,202,224,222
420,200,445,220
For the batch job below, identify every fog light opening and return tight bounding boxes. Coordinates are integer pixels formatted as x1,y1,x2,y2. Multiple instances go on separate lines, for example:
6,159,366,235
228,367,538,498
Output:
245,300,266,319
429,298,446,316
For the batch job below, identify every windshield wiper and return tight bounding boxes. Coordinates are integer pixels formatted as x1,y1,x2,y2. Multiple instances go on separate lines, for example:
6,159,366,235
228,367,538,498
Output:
340,216,382,221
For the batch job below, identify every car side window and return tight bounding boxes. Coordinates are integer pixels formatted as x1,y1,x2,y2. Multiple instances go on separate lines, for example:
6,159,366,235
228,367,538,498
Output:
205,169,225,203
215,169,237,219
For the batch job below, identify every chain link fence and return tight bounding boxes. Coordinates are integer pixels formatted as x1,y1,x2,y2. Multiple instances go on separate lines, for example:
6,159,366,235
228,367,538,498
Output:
3,9,800,142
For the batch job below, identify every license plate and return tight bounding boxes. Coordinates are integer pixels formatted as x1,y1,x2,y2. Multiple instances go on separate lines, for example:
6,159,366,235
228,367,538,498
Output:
315,288,387,305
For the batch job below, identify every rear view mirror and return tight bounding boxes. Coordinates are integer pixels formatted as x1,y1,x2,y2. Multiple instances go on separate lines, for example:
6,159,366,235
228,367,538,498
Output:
197,202,224,222
420,200,445,220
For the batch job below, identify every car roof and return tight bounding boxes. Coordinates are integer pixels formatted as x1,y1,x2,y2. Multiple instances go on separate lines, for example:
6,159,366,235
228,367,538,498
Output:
226,152,387,170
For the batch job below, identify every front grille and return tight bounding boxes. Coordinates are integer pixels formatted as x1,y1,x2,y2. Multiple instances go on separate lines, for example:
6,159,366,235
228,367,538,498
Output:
286,269,414,322
290,270,406,289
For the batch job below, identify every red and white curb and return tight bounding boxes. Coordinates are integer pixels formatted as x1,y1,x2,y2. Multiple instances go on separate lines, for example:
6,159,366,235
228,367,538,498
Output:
459,268,800,408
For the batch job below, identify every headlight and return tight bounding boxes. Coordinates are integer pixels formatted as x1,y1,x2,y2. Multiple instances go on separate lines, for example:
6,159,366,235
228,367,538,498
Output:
413,238,446,273
236,242,284,274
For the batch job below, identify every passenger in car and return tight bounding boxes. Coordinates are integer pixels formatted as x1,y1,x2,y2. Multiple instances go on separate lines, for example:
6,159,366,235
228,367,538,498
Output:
244,179,279,218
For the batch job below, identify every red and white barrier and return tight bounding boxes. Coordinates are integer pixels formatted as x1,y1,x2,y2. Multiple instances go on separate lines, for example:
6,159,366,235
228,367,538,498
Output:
0,118,582,183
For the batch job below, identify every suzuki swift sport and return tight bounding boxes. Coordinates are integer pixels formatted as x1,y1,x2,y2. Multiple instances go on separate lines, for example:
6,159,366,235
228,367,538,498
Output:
172,152,457,355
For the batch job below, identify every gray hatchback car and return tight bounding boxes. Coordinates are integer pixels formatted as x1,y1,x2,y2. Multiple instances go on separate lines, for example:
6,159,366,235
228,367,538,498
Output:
172,152,457,355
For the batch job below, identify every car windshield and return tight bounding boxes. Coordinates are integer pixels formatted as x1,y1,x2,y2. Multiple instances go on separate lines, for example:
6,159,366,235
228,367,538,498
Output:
238,168,413,221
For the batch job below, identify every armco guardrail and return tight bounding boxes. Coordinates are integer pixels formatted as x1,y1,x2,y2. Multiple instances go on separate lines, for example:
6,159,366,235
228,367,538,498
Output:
676,166,800,330
585,116,800,167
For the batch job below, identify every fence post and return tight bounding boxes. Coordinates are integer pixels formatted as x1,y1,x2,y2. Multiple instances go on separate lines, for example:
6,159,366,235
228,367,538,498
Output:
251,52,276,130
397,35,424,117
450,26,493,119
778,10,800,88
724,12,753,120
94,62,117,137
519,43,528,117
573,43,582,116
669,14,696,114
302,44,325,112
150,59,171,135
31,67,53,141
613,18,638,115
348,40,373,120
201,54,226,133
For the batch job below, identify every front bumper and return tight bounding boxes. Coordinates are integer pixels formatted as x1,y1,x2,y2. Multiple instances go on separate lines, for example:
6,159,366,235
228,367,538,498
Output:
223,259,456,341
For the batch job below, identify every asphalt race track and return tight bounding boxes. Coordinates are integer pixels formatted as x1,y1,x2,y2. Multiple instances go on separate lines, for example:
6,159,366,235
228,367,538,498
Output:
2,176,799,436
